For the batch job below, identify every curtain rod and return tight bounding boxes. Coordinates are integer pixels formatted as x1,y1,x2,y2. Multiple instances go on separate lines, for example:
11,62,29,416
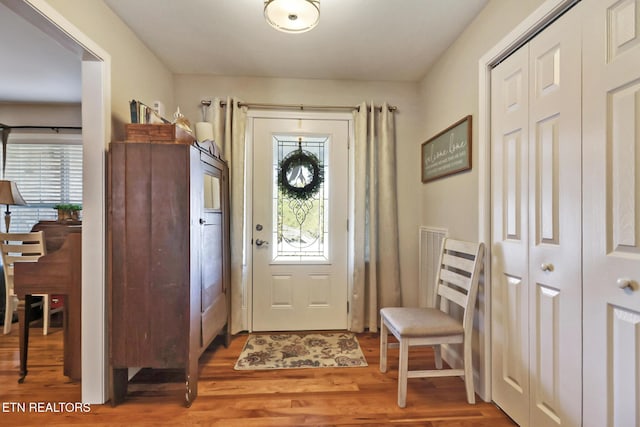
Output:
200,100,397,112
0,124,82,132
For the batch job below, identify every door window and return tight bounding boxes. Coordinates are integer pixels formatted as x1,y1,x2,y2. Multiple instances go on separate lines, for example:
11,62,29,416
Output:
272,135,329,262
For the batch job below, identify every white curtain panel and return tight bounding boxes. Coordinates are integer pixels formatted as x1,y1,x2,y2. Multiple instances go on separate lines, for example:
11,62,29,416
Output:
351,101,402,332
211,97,248,334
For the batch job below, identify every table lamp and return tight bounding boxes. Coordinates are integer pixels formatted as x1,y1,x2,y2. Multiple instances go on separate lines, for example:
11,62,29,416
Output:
0,180,26,232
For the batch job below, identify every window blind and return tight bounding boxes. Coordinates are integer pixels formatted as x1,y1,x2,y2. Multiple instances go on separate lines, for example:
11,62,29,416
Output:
1,138,82,232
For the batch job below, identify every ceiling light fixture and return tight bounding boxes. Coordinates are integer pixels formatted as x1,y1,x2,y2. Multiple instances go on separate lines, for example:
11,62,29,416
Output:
264,0,320,34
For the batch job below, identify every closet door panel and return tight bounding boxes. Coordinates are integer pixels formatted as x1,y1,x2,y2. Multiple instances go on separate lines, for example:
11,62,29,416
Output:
583,0,640,425
491,46,530,427
610,83,640,249
528,8,582,427
491,5,583,426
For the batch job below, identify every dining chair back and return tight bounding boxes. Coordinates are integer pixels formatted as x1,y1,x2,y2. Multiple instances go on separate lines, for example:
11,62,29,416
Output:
380,238,485,407
1,231,52,335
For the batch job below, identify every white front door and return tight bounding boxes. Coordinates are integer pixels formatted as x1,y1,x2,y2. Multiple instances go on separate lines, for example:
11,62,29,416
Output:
251,117,349,331
582,0,640,425
491,5,582,426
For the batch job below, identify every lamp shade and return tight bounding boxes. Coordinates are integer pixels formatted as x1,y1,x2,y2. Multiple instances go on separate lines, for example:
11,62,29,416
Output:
264,0,320,33
0,180,26,206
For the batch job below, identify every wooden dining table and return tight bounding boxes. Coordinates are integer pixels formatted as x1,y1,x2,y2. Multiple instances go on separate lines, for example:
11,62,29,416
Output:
13,228,82,383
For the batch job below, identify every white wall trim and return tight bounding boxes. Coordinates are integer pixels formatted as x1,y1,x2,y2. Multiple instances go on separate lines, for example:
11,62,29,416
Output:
477,0,580,402
243,118,254,332
3,0,112,404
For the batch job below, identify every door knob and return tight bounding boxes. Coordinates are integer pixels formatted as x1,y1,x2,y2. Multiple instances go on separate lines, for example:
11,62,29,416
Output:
540,263,554,272
255,239,269,247
618,278,637,293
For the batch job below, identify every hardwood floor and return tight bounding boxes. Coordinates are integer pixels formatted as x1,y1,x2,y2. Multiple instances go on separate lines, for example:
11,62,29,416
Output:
0,324,516,426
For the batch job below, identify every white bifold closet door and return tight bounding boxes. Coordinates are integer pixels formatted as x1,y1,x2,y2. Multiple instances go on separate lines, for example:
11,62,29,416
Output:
582,0,640,426
490,4,582,427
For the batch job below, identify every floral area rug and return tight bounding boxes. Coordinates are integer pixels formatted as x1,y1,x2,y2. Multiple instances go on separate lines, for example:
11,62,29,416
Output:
234,332,368,370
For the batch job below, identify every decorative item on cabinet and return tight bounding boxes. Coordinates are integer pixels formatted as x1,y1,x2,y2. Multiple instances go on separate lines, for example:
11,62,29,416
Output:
123,123,195,145
53,204,82,222
108,124,230,407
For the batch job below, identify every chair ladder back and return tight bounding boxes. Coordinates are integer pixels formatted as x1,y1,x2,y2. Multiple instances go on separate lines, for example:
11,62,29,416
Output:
1,231,50,335
3,243,45,256
433,238,485,328
0,231,47,277
0,232,46,254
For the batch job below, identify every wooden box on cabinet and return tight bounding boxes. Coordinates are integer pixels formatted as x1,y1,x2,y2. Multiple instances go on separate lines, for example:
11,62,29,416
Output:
108,137,230,407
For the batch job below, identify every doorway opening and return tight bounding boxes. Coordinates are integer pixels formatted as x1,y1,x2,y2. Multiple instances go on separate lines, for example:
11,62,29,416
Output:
2,0,111,403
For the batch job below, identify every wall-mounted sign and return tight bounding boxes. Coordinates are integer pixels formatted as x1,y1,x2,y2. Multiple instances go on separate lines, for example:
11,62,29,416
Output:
421,115,472,183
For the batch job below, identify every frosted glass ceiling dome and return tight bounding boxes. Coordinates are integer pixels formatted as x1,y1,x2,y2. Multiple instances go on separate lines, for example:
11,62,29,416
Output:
264,0,320,34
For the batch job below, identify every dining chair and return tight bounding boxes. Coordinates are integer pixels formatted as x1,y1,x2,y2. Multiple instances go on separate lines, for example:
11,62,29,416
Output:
380,238,485,407
1,231,54,335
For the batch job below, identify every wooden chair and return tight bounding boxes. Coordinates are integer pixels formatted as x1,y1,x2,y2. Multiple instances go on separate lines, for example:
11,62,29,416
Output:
380,238,485,407
1,231,54,335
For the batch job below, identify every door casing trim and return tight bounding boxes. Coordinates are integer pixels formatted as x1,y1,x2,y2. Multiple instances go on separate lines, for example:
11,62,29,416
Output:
2,0,112,404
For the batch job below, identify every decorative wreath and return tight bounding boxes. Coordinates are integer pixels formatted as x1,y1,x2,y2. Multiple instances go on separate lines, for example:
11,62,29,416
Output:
277,148,324,200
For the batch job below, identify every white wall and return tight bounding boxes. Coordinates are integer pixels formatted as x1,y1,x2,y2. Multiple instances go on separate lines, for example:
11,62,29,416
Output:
416,0,547,400
418,0,546,239
46,0,175,142
175,75,422,307
0,102,81,126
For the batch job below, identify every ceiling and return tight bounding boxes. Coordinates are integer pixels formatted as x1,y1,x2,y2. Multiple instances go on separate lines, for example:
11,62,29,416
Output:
0,0,488,103
0,2,82,103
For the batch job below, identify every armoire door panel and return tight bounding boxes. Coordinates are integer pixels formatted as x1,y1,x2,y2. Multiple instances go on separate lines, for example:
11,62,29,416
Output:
201,215,222,310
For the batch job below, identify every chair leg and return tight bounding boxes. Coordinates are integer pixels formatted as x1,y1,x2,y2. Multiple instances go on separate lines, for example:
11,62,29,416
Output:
433,344,443,369
463,339,476,404
397,338,409,408
3,291,12,335
380,316,388,373
42,295,49,336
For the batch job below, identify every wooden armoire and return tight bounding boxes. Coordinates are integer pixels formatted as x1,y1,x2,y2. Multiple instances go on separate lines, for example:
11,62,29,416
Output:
107,124,230,407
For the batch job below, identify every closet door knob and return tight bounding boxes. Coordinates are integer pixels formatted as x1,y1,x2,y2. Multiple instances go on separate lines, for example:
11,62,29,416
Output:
618,278,637,293
540,263,554,272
